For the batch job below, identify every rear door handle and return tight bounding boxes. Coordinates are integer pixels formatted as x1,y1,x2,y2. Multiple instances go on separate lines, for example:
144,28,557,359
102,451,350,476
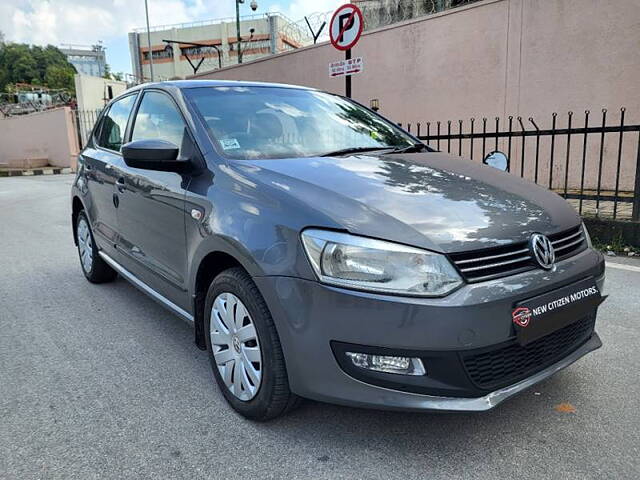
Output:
116,177,126,193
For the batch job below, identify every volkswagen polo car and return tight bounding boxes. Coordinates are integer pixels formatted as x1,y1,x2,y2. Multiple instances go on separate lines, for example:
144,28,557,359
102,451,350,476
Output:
71,80,605,420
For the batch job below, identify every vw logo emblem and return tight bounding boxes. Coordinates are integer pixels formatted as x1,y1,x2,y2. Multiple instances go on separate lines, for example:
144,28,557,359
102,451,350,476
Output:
529,234,555,270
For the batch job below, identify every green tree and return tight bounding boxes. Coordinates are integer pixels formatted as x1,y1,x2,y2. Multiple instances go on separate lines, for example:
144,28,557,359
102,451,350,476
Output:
102,63,124,82
45,64,75,90
0,42,76,93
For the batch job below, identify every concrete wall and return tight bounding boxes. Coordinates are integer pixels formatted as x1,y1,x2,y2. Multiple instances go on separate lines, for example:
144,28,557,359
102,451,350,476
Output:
74,74,128,112
193,0,640,191
0,107,79,170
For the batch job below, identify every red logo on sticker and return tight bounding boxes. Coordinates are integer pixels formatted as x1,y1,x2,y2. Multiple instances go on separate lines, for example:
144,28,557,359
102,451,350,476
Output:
512,307,532,327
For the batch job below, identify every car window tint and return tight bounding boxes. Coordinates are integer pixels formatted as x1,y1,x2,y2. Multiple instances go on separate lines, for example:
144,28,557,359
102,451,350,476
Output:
97,94,137,152
132,91,187,152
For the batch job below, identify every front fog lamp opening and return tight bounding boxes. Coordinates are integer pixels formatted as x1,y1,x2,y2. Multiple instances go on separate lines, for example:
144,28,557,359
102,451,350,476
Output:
346,352,426,376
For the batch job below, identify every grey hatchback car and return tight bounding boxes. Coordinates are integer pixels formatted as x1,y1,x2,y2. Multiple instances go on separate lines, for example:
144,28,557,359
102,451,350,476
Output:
72,80,605,420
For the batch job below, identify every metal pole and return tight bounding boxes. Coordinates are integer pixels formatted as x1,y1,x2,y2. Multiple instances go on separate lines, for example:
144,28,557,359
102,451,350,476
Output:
236,0,242,64
345,48,351,98
632,132,640,222
144,0,154,81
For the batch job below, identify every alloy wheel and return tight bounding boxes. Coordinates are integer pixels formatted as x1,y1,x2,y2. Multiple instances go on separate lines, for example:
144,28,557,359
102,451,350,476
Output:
210,292,262,401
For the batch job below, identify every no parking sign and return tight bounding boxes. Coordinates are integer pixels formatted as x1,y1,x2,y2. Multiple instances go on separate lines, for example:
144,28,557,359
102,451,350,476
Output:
329,3,364,51
329,3,364,98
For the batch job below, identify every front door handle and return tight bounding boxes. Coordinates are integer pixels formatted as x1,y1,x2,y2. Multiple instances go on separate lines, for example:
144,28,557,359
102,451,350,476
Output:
115,177,126,193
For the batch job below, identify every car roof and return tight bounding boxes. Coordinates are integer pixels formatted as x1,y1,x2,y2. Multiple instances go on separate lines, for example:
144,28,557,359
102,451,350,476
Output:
130,79,316,92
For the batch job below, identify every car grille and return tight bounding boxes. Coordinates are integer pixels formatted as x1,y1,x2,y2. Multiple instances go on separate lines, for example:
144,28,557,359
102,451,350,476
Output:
460,315,596,391
448,225,586,282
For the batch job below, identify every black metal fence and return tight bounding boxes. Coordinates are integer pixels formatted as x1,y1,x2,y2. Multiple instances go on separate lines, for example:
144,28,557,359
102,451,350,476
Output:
70,106,640,222
401,108,640,222
72,109,102,151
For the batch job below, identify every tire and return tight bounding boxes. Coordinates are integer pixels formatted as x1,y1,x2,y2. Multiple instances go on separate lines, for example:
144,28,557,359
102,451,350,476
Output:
204,267,301,421
75,210,117,284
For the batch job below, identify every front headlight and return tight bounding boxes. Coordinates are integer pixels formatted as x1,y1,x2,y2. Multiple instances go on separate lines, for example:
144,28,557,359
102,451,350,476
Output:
300,229,463,296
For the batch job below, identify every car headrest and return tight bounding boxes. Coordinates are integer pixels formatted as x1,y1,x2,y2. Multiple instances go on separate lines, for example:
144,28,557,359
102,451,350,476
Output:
249,112,283,140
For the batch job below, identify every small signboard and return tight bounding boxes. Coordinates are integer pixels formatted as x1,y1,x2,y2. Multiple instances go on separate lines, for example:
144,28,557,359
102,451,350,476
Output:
329,3,364,51
329,57,364,77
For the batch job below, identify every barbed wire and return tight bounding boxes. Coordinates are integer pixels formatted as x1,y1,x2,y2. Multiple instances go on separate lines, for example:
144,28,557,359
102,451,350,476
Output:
282,0,481,45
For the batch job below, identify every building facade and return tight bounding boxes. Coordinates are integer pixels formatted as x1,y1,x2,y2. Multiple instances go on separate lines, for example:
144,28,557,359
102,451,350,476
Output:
128,13,310,82
59,44,107,78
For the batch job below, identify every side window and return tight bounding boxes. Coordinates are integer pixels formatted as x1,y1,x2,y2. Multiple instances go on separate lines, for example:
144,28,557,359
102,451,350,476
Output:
97,94,137,152
131,91,187,153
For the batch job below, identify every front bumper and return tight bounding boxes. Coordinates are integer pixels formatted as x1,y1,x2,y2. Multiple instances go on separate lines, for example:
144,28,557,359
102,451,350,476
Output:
333,333,601,412
254,247,605,412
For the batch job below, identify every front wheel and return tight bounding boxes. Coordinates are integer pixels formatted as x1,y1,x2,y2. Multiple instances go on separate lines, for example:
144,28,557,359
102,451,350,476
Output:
75,211,117,284
204,267,300,420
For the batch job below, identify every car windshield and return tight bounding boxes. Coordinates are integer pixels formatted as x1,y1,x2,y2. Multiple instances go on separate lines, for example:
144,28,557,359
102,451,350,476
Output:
184,86,416,160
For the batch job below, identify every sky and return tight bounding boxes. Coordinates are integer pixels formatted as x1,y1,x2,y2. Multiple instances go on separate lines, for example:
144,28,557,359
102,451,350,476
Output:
0,0,344,74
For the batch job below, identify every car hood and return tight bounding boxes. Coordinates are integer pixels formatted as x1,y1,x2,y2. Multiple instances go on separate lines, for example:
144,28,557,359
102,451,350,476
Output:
239,152,581,253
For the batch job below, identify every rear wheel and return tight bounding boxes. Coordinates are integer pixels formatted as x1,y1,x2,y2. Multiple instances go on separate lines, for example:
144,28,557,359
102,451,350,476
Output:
75,211,117,283
204,267,300,420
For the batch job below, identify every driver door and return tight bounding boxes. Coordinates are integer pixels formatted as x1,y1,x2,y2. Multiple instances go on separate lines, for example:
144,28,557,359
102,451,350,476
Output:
115,90,193,311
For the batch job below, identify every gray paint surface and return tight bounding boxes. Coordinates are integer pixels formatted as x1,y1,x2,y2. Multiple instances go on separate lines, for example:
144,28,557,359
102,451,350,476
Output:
1,174,638,478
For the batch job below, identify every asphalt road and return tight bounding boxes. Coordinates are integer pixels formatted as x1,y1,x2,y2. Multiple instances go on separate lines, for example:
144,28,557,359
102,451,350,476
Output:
1,174,639,479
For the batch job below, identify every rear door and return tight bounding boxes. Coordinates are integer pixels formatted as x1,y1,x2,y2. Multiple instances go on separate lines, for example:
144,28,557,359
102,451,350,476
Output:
81,93,137,255
116,89,193,310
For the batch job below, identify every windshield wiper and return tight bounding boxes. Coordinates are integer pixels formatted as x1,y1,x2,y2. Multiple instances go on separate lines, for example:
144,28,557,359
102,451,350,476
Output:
387,143,429,154
319,146,394,157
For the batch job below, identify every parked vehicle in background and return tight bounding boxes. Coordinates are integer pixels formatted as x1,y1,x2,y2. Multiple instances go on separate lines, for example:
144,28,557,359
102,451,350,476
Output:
71,80,605,420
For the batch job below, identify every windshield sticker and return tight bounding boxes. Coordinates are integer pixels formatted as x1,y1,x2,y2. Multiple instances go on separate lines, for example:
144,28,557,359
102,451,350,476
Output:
220,138,241,150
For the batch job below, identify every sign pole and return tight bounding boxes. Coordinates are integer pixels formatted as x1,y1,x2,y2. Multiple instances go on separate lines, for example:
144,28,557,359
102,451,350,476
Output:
345,48,352,98
329,4,363,98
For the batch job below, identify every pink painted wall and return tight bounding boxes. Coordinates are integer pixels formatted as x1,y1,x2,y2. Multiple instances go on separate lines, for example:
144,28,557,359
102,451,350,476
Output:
0,107,79,170
193,0,640,191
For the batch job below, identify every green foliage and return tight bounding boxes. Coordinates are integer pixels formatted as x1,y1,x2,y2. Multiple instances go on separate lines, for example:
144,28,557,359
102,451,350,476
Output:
591,232,638,255
0,42,77,93
103,64,124,82
45,64,75,90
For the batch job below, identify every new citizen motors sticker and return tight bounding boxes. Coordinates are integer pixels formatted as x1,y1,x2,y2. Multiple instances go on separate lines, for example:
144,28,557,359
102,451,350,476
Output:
512,277,605,345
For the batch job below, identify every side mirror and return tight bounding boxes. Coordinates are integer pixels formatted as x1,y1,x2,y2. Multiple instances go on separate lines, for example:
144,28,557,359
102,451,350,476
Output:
483,151,509,172
122,139,187,171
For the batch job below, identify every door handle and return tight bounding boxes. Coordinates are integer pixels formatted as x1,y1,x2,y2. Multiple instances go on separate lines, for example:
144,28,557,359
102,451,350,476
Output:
115,177,126,193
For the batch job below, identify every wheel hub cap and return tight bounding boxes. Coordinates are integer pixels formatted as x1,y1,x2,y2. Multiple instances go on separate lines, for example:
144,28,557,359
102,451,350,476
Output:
210,292,262,401
77,218,93,273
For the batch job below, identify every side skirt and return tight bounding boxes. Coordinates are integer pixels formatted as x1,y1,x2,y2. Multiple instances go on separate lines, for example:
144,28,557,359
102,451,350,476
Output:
99,251,194,324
